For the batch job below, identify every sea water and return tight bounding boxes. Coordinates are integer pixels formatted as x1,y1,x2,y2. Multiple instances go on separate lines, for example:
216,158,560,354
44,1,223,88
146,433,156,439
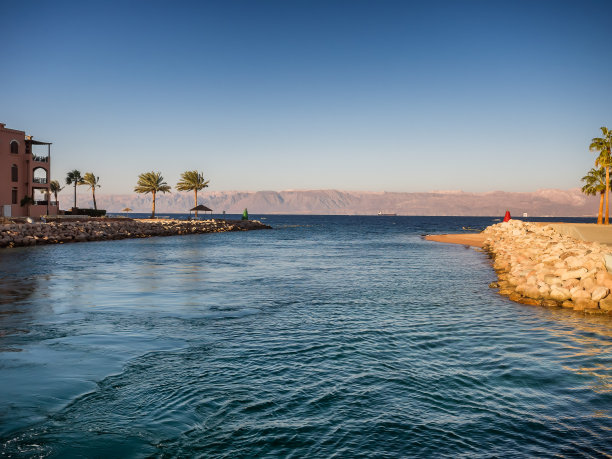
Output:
0,215,611,457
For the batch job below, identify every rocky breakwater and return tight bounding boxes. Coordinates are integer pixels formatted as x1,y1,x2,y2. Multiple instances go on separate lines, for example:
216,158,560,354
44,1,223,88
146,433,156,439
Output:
484,219,612,314
0,219,271,249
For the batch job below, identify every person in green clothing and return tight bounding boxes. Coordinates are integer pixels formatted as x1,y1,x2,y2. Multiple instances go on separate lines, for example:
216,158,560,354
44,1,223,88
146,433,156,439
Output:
242,208,248,220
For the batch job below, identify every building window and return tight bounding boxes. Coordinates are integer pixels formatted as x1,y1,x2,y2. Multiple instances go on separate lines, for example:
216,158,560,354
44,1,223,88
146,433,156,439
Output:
12,189,17,204
11,164,18,182
10,141,18,154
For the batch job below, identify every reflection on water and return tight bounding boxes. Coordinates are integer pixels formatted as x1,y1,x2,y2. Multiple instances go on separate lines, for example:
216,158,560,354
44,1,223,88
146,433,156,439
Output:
0,276,39,350
0,276,37,305
532,308,612,394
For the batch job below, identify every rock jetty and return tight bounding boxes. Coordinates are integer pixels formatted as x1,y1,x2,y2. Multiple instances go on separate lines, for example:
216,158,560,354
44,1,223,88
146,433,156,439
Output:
484,219,612,314
0,219,271,249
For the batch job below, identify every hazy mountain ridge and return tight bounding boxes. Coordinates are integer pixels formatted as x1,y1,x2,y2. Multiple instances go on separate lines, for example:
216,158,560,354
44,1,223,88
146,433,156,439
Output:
59,188,601,217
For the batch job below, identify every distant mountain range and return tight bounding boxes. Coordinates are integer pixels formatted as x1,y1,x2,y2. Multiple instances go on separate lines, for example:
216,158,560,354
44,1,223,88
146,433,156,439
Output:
59,188,601,217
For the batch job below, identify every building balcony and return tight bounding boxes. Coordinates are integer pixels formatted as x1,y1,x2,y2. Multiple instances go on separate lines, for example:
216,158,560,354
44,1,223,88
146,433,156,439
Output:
33,177,48,184
32,154,49,163
34,201,58,206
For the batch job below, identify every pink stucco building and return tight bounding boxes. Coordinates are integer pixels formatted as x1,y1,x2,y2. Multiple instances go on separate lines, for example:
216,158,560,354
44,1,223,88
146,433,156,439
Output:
0,123,58,218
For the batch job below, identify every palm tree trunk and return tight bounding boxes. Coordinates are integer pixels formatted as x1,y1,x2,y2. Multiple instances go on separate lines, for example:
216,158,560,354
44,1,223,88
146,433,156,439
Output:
73,183,77,209
194,189,198,218
606,166,610,225
152,191,156,218
598,192,604,224
92,189,97,210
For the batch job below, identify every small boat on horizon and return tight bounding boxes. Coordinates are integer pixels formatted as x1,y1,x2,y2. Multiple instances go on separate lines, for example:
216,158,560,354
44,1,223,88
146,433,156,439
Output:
377,211,397,216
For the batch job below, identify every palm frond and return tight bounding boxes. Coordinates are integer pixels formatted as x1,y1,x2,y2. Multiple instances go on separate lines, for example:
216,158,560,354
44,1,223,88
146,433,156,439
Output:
65,169,83,185
50,180,64,194
134,171,171,194
176,170,210,192
81,172,101,190
581,167,607,194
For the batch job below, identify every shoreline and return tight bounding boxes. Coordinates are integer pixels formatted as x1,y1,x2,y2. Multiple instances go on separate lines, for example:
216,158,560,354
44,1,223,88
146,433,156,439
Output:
0,218,271,248
424,233,485,247
427,221,612,314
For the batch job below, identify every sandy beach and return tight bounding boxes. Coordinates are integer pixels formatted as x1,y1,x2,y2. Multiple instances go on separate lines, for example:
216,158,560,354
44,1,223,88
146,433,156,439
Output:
426,223,612,249
424,233,486,247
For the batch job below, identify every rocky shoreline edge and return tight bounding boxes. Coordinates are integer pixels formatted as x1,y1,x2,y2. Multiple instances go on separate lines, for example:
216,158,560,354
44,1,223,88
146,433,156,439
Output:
0,218,272,248
483,220,612,314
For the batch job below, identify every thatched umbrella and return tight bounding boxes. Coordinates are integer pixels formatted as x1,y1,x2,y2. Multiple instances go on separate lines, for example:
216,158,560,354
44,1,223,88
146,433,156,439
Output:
190,204,212,219
122,207,132,217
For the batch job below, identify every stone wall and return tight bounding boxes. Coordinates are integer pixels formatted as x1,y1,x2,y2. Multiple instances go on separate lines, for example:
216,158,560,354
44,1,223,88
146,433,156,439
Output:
0,219,271,248
484,220,612,314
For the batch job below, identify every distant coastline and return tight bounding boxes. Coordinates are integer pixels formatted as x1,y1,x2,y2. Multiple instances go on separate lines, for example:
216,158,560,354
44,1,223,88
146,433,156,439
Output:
59,188,600,218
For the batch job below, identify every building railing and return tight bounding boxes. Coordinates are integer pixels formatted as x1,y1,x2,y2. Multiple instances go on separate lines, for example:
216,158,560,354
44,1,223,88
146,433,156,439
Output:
32,155,49,162
33,177,48,184
32,201,58,206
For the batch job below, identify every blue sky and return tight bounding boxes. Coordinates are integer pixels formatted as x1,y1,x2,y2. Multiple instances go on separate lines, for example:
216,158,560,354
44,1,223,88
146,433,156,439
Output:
2,0,611,194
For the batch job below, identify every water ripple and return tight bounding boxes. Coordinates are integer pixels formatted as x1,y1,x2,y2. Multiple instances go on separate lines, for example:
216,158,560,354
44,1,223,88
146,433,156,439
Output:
1,216,612,457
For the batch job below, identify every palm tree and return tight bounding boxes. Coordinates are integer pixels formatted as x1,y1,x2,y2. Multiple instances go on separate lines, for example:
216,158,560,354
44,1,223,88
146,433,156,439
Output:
134,171,171,218
581,167,608,224
20,195,34,217
590,127,612,224
65,170,84,209
80,172,101,210
49,180,64,207
176,170,210,218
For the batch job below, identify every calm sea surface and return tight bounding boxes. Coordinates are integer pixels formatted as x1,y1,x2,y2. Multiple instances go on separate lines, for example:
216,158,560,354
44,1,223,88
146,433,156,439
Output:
1,215,611,457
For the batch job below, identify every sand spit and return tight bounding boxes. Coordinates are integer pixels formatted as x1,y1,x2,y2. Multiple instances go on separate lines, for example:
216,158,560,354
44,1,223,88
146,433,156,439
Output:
424,233,486,247
0,219,271,249
484,220,612,314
